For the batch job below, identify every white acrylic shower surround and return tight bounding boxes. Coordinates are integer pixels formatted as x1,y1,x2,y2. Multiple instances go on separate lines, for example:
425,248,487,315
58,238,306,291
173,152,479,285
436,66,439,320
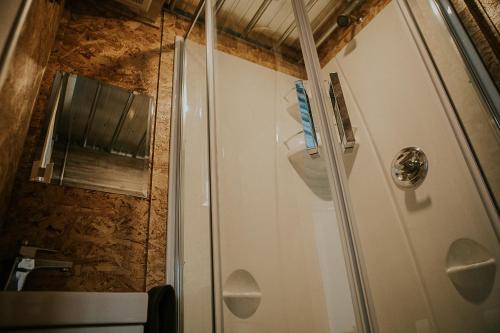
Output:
168,0,500,332
319,1,500,332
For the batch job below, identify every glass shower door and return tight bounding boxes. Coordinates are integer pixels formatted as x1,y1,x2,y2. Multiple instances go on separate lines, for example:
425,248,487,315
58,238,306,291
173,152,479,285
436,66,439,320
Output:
205,0,361,332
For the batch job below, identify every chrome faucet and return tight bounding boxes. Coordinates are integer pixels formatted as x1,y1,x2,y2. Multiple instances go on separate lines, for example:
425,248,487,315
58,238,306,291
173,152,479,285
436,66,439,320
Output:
3,241,72,291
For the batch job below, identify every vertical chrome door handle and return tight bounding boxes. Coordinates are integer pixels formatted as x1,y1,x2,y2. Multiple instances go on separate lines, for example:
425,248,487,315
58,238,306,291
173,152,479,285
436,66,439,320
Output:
328,72,355,151
295,80,319,157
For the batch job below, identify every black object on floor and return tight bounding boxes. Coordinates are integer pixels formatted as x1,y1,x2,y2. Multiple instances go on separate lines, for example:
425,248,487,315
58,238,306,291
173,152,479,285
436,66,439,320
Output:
145,285,176,333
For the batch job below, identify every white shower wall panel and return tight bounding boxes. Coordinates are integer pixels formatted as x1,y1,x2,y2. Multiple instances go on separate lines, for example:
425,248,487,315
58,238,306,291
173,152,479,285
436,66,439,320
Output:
320,2,500,332
213,47,356,332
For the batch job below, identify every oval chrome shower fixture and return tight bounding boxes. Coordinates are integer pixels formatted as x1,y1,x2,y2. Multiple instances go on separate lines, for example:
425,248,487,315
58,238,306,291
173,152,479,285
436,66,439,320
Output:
391,147,429,189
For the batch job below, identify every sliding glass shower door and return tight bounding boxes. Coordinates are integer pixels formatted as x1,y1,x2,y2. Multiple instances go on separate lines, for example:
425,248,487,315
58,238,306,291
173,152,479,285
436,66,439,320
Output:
206,0,360,332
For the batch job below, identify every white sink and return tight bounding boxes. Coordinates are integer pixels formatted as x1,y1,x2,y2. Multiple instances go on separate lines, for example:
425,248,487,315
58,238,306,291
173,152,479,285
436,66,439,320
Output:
0,291,148,329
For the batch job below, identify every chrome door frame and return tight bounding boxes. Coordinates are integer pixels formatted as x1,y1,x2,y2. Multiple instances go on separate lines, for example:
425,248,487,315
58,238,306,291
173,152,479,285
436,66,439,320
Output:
434,0,499,127
167,36,185,333
205,0,224,332
291,0,376,332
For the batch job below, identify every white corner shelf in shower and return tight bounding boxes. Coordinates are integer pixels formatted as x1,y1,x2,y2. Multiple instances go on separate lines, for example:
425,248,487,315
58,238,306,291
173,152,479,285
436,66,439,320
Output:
284,132,331,201
446,258,496,275
446,238,497,303
222,269,262,320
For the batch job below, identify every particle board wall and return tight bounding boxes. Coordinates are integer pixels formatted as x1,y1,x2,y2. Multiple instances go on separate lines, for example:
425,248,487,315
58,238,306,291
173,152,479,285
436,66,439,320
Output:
0,0,64,223
0,0,166,292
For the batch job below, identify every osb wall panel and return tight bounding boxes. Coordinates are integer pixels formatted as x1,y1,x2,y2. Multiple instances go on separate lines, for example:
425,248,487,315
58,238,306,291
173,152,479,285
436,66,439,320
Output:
0,0,166,292
0,0,64,221
450,0,500,89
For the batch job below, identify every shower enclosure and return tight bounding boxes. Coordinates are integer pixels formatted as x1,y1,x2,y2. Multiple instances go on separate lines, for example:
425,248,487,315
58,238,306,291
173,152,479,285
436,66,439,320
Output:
167,0,500,332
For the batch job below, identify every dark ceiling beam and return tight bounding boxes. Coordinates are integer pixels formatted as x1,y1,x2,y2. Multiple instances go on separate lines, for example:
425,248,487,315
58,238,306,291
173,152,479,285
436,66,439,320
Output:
242,0,273,38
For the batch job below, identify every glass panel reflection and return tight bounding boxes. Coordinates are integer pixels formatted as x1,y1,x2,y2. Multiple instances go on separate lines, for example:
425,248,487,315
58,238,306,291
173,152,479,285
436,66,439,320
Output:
31,72,153,198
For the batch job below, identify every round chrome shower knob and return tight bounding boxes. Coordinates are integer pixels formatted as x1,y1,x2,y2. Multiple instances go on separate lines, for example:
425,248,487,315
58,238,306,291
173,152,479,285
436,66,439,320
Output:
391,147,428,189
